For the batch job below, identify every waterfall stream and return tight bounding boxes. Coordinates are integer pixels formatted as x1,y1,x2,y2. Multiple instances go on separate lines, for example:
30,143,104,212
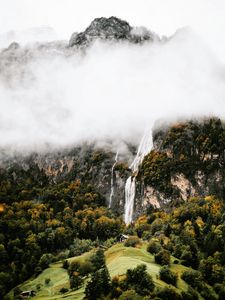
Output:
109,151,119,208
124,131,152,224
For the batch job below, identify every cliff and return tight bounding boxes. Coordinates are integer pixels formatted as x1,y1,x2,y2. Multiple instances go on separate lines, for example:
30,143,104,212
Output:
1,118,225,221
136,117,225,216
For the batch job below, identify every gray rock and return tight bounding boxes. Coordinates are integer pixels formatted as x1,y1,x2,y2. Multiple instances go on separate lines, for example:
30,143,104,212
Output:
69,16,157,47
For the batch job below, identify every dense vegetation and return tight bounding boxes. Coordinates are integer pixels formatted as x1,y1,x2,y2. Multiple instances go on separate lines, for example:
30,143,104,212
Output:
134,195,225,299
1,117,225,299
140,118,225,199
0,178,124,298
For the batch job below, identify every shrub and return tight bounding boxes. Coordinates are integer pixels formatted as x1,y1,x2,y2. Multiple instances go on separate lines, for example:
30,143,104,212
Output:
70,273,83,290
13,287,22,298
103,237,117,248
180,249,194,267
124,236,140,248
181,286,199,300
68,239,94,257
147,240,162,254
214,283,225,300
159,266,178,286
68,261,80,275
181,270,202,289
78,261,94,276
38,253,54,270
45,278,51,285
200,285,217,300
155,249,171,265
62,260,69,269
157,286,182,300
68,260,94,277
60,287,68,294
34,266,42,275
126,264,155,295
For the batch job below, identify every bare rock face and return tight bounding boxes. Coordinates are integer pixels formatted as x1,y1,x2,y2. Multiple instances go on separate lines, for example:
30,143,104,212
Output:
171,173,196,201
69,16,157,47
143,186,162,208
133,118,225,218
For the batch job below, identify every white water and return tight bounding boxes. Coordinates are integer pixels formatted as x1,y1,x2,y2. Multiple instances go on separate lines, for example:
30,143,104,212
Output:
124,131,152,224
109,151,119,208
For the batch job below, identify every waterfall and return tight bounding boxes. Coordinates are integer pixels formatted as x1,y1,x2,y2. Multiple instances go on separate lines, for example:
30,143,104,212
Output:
124,131,152,224
109,151,119,208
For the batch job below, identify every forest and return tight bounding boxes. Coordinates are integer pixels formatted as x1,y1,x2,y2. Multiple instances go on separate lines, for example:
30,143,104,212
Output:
1,118,225,299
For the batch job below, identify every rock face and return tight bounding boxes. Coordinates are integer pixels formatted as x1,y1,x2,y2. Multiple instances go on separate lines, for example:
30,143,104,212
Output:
0,144,131,214
133,118,225,217
69,16,157,47
1,118,225,221
0,17,160,86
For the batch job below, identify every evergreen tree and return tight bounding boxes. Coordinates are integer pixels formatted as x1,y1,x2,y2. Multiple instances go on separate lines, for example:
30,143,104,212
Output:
90,248,105,271
126,264,154,296
85,266,111,300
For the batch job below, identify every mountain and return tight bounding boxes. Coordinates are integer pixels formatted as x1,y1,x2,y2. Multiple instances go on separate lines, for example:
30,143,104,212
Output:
1,17,225,300
1,117,225,299
0,27,58,49
68,16,159,47
1,117,225,218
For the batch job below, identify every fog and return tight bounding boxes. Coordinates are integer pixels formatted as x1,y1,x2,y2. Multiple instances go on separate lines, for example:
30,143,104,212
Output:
0,25,225,154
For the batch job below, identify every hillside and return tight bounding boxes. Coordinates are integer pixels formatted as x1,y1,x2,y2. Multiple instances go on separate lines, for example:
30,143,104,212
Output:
6,191,225,299
8,242,204,300
1,118,225,299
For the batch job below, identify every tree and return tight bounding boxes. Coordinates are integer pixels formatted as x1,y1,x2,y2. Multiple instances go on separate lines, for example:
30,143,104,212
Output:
70,273,83,290
85,266,111,300
155,249,170,265
126,264,154,296
90,248,105,271
124,236,140,248
181,270,202,289
147,240,162,254
181,286,199,300
157,286,182,300
38,253,54,270
159,266,178,286
62,260,69,269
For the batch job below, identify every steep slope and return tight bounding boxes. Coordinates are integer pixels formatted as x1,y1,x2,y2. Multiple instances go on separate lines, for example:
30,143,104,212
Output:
68,16,159,47
135,117,225,212
7,243,195,300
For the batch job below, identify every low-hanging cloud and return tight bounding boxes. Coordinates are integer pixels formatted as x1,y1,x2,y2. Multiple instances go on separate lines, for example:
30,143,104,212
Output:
0,25,225,155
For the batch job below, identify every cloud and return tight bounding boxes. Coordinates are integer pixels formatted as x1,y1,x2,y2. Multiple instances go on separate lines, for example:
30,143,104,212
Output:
0,27,58,49
0,25,225,155
1,0,225,61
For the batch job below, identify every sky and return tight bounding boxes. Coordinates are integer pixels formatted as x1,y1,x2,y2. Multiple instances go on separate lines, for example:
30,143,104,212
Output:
0,0,225,154
1,0,225,59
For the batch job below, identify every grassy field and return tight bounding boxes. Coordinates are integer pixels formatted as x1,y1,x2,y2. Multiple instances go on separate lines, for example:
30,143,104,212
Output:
105,243,190,291
8,242,202,300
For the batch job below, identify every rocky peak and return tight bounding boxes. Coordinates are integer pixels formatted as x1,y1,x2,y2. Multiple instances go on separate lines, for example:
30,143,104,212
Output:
69,16,157,47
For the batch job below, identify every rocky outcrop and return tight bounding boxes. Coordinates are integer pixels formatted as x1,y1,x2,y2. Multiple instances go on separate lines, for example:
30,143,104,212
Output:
1,117,224,221
0,145,130,214
133,118,225,217
69,16,158,47
171,173,196,201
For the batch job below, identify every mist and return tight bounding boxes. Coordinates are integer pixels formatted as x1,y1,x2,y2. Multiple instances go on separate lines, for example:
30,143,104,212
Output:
0,25,225,154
